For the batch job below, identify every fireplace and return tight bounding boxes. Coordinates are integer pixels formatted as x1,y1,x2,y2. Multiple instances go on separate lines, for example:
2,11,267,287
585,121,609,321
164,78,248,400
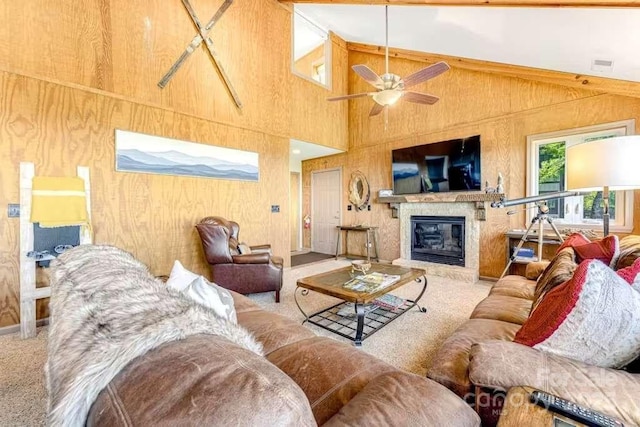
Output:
396,202,478,283
410,216,465,266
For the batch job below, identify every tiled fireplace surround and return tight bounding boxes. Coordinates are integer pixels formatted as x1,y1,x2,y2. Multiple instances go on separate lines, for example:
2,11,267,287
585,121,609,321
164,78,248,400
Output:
393,202,480,283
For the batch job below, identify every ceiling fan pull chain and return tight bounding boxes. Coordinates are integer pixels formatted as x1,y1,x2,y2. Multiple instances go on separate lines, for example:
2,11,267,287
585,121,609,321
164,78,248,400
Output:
385,5,389,76
384,106,389,131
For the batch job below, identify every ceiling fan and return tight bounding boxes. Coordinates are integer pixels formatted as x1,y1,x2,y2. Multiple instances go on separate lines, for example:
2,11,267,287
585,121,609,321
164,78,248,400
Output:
328,6,450,119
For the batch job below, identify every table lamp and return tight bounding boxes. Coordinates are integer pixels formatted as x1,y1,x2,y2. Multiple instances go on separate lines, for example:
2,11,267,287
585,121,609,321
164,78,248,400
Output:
566,135,640,236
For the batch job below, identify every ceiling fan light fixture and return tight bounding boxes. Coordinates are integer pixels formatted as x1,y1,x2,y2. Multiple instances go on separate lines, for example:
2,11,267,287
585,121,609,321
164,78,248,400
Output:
373,89,403,106
325,5,448,125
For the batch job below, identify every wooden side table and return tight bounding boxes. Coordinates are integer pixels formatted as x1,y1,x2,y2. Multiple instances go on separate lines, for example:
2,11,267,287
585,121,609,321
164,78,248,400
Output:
335,225,379,262
498,386,589,427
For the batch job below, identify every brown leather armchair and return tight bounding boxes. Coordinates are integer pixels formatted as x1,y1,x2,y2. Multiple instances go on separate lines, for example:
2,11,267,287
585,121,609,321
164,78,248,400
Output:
195,216,283,302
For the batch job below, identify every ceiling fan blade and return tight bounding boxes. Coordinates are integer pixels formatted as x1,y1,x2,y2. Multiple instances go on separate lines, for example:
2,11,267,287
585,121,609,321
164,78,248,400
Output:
403,62,450,89
403,91,440,105
369,103,384,117
352,65,384,88
327,93,371,101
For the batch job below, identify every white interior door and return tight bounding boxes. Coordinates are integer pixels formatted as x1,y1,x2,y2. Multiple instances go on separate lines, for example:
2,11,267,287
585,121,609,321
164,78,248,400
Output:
312,169,341,254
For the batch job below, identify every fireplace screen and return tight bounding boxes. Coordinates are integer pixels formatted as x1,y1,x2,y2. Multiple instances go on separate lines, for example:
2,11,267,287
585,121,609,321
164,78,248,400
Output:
411,216,465,266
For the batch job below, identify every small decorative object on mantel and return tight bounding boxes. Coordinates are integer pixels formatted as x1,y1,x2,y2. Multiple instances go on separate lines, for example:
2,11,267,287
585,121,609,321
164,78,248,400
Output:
378,189,393,198
157,0,242,109
496,172,504,194
484,172,504,194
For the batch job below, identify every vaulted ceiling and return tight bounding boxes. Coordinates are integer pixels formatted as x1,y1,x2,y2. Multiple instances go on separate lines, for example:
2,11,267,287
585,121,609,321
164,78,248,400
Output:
293,3,640,85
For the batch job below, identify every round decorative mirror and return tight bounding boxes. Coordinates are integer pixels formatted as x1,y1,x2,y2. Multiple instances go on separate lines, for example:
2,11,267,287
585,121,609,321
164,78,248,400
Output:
348,171,370,210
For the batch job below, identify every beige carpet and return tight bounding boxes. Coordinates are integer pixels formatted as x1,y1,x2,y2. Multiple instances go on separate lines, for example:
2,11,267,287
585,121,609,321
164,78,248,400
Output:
0,259,490,426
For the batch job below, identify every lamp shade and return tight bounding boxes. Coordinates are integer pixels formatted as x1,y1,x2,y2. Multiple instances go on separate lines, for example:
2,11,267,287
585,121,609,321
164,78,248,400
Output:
566,135,640,191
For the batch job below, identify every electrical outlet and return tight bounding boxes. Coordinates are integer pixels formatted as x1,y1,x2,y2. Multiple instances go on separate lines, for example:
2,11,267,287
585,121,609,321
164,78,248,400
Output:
347,205,352,211
271,205,280,213
7,204,20,218
367,205,371,211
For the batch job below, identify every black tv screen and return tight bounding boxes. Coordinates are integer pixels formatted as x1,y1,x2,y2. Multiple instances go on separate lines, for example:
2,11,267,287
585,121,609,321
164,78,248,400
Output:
392,135,481,195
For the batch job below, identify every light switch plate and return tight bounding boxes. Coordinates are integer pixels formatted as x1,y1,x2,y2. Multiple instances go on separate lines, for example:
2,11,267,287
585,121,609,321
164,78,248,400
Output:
8,204,20,218
271,205,280,213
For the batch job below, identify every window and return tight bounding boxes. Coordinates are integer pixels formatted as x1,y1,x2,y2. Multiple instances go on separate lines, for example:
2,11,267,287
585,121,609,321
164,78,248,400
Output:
527,119,635,232
291,10,331,89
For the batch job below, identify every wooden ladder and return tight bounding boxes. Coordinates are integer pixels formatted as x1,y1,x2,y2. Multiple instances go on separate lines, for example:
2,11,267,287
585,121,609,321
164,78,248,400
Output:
19,162,92,339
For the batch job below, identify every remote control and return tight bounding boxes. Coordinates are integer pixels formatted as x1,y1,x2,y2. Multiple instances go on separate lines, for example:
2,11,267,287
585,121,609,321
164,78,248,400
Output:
529,390,624,427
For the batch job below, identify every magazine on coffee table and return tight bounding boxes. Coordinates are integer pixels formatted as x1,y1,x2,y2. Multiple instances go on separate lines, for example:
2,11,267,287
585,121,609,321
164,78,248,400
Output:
337,303,379,317
372,294,405,310
342,272,401,293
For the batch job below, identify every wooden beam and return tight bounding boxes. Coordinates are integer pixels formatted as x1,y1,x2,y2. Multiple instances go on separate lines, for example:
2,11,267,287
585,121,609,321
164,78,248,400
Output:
347,42,640,99
281,0,640,7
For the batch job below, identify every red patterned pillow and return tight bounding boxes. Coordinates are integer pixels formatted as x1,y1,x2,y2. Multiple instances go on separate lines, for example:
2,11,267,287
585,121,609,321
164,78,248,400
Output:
616,257,640,292
573,235,620,268
557,233,590,253
514,259,640,368
557,234,620,268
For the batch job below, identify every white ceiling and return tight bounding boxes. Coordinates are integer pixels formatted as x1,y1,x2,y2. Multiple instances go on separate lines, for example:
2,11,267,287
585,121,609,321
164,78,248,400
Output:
295,5,640,83
293,11,327,61
290,139,343,171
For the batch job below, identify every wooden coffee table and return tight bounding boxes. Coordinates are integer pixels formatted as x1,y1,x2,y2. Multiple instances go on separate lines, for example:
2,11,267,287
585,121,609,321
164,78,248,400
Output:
295,263,427,346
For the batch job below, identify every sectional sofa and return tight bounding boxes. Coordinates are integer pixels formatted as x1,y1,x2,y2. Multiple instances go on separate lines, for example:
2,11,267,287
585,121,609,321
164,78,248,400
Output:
428,237,640,426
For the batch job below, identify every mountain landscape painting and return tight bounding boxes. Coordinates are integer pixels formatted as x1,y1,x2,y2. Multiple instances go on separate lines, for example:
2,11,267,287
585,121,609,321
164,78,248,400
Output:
115,130,259,181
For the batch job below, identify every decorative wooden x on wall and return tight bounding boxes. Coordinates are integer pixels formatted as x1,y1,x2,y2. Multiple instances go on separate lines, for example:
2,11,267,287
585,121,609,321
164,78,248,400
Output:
158,0,242,109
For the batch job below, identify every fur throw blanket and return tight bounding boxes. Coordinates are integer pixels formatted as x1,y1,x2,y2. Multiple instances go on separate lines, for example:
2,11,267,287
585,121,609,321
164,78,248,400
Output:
45,245,263,426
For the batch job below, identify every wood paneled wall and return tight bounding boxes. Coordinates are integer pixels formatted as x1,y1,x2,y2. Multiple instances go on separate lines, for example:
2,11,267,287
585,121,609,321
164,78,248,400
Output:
303,51,640,278
0,71,290,326
0,0,348,328
0,0,348,151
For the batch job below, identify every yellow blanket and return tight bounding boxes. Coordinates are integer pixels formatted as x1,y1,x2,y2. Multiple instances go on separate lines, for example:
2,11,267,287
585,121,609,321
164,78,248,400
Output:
31,176,89,228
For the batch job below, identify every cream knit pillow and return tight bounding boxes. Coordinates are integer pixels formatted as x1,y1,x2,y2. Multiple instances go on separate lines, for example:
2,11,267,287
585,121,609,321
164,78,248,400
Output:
516,259,640,368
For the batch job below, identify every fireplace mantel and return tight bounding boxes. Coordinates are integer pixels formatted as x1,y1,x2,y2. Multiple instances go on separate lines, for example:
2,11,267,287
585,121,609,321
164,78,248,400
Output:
377,192,503,204
377,192,503,221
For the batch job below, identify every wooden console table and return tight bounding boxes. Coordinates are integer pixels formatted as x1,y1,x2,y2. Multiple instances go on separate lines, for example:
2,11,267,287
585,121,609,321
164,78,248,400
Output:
504,230,562,276
335,225,379,262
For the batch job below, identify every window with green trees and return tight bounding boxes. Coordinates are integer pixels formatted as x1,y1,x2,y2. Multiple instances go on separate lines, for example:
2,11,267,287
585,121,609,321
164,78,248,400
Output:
528,120,634,232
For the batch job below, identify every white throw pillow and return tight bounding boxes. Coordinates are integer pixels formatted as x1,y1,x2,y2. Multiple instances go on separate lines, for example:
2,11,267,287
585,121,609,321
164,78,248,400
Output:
166,260,199,292
183,276,237,324
167,261,237,323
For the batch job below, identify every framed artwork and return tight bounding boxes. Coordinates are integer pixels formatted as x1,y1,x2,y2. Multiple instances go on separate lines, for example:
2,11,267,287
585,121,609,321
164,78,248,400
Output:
115,129,259,182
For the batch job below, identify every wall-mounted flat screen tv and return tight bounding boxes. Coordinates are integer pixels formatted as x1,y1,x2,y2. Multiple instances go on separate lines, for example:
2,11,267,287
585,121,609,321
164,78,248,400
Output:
392,135,481,195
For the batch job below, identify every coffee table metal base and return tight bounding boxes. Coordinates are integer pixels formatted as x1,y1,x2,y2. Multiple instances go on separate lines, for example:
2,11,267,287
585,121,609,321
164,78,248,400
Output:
295,276,427,346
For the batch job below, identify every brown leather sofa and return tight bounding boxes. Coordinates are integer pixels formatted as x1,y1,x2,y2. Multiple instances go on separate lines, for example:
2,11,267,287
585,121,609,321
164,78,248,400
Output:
427,269,640,426
196,216,283,302
89,290,481,426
